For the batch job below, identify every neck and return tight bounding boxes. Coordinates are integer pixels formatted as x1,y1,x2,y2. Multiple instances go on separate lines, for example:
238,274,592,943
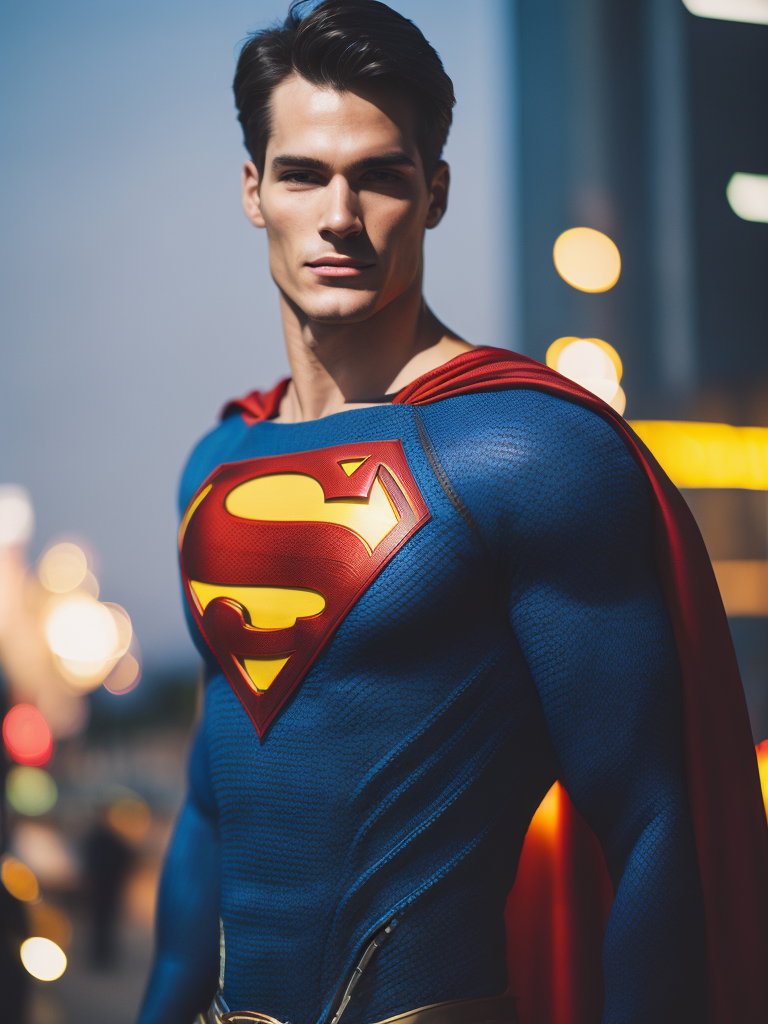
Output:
275,274,471,422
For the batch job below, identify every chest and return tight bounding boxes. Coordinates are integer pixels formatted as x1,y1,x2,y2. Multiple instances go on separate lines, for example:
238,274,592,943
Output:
180,429,500,740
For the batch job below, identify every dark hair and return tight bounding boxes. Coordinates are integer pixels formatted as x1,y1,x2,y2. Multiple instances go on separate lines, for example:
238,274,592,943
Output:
233,0,455,177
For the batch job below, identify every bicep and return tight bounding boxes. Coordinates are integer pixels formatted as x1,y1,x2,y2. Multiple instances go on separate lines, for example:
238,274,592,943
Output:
505,435,687,870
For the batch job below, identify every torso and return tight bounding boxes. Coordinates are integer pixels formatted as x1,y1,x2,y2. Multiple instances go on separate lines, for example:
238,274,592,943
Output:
179,399,562,1023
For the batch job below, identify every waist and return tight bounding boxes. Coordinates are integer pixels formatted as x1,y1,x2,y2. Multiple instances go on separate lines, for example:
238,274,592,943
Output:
199,991,519,1024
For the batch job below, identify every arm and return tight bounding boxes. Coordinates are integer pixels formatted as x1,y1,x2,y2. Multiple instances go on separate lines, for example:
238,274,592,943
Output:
422,394,706,1023
505,404,704,1023
138,718,221,1024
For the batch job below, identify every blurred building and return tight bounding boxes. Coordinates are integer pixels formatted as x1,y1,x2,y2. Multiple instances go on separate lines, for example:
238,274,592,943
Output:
513,0,768,741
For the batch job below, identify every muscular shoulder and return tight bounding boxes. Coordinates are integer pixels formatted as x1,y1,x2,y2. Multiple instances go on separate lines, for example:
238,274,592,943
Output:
417,389,652,561
177,414,249,520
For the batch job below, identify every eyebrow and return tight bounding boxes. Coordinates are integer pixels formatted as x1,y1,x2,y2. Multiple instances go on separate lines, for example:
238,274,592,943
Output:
271,151,417,173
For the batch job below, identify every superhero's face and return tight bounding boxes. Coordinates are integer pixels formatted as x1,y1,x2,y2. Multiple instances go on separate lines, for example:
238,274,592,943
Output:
179,441,430,737
241,74,449,325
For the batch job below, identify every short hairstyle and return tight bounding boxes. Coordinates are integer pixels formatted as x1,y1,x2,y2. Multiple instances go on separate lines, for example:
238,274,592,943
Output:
233,0,455,178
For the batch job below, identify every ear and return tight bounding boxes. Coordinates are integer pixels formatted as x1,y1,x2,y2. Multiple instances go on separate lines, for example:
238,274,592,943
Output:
242,160,266,228
425,160,450,229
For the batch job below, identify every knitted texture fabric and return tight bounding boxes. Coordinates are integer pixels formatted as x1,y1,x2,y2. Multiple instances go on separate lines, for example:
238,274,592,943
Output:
138,391,704,1024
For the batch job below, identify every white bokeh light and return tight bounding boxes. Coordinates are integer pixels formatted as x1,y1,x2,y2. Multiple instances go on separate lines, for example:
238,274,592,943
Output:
547,337,627,415
682,0,768,25
726,173,768,224
0,486,34,547
20,936,67,981
44,594,119,663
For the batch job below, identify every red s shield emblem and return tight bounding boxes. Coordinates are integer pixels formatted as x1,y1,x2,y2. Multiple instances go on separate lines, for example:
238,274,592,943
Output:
179,441,430,737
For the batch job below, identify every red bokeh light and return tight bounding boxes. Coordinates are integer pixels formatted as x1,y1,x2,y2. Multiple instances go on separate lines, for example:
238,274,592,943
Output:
2,704,53,766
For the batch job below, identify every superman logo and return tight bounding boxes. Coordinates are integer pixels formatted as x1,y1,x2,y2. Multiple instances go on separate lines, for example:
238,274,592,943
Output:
179,441,430,737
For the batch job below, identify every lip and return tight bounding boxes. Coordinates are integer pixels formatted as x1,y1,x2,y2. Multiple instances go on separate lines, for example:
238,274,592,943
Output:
306,256,375,278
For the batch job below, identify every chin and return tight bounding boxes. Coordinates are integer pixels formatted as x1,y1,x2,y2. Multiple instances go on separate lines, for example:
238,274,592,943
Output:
301,291,382,324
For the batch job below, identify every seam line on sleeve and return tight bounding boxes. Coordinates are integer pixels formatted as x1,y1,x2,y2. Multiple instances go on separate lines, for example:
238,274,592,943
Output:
411,406,488,553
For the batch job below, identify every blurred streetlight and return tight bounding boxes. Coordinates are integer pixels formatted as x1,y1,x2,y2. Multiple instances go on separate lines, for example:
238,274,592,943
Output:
2,705,53,767
6,767,58,816
20,936,67,981
726,173,768,224
553,227,621,293
546,337,627,414
681,0,768,25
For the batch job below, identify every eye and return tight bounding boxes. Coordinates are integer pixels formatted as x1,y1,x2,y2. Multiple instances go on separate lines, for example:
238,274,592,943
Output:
362,170,401,183
280,171,323,185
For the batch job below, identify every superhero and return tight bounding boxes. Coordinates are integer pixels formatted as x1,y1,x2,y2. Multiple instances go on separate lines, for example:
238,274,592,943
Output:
138,4,768,1024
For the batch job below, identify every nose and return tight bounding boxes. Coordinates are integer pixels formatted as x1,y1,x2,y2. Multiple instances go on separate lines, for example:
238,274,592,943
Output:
317,175,362,239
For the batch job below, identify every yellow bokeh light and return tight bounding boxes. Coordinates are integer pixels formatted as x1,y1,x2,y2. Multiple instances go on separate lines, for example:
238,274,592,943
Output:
527,782,562,841
757,741,768,822
37,543,88,594
1,856,40,902
6,766,58,816
20,936,67,981
629,421,768,490
712,561,768,618
546,337,626,414
553,227,621,292
107,796,151,844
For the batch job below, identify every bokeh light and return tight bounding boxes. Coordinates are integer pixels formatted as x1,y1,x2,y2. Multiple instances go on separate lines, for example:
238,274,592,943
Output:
43,593,134,690
20,936,67,981
757,739,768,822
44,593,118,663
1,856,40,902
45,594,135,691
682,0,768,25
103,649,142,695
527,782,562,841
103,603,133,659
713,561,768,617
79,569,100,599
6,766,58,816
12,822,79,890
3,704,53,766
726,173,768,224
0,485,34,547
629,421,768,489
107,795,152,844
546,337,626,414
553,227,621,292
38,543,88,593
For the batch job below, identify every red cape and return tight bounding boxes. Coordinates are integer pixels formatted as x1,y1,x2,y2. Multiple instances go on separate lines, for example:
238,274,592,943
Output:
224,347,768,1024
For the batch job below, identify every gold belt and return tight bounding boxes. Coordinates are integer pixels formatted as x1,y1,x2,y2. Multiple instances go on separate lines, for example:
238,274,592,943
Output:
199,991,518,1024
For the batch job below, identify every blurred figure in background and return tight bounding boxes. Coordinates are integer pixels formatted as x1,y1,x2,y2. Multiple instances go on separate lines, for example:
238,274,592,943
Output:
83,805,135,970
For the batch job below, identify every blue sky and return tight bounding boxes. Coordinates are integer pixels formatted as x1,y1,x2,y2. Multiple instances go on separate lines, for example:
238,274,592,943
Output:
0,0,516,668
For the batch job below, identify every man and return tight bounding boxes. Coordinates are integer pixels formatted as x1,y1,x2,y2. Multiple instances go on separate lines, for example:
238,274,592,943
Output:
138,3,768,1023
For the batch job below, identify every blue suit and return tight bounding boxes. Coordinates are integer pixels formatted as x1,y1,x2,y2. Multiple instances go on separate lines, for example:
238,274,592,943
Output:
138,390,704,1024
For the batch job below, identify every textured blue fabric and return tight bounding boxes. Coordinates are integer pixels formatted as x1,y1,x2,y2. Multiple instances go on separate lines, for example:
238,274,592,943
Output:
138,390,704,1024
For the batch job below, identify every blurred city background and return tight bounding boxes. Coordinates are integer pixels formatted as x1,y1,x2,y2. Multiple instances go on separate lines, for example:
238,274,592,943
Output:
0,0,766,1021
